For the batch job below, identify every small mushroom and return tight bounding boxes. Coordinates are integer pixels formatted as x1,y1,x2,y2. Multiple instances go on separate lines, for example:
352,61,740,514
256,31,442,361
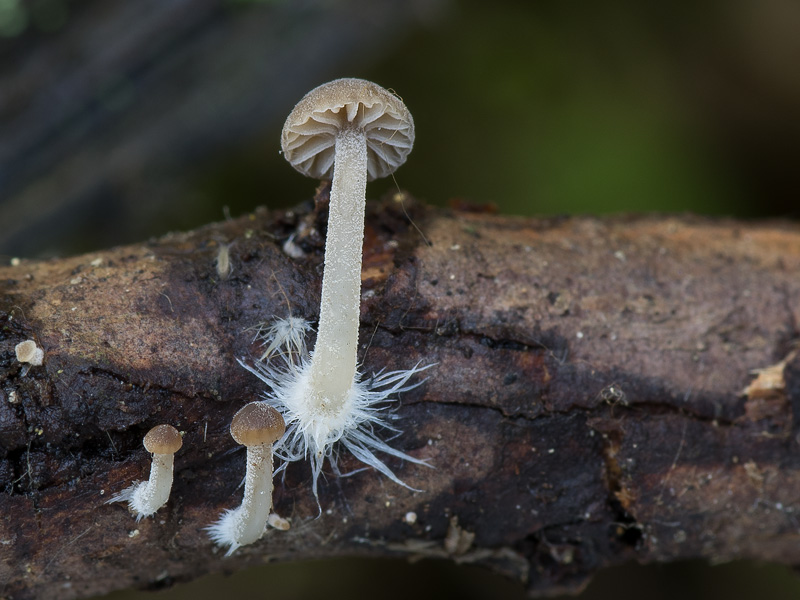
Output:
207,402,286,555
15,340,43,367
108,424,182,521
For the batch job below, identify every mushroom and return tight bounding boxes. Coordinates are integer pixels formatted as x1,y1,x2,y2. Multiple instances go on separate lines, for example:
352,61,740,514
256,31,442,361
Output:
237,79,430,504
207,401,286,555
281,78,414,412
108,424,182,521
15,340,43,367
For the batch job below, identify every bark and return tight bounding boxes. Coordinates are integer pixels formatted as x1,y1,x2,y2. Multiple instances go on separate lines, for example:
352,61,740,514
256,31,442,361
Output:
1,194,800,599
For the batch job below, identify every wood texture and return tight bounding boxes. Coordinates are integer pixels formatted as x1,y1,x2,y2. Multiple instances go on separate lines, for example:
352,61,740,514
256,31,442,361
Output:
1,195,800,599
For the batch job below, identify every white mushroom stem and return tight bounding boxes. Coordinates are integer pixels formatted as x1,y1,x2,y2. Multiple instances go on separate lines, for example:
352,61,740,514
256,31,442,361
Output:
129,453,174,516
307,127,368,412
108,452,175,520
224,443,275,549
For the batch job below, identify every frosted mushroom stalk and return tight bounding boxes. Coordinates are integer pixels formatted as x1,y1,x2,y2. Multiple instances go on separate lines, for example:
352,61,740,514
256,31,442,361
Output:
240,78,427,500
306,124,367,408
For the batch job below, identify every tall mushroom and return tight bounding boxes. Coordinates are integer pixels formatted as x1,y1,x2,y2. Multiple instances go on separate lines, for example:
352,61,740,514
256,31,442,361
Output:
282,78,415,411
108,424,182,521
240,78,429,502
207,402,286,555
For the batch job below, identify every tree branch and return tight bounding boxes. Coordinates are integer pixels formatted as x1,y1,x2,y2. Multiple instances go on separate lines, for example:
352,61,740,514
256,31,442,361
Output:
2,195,800,599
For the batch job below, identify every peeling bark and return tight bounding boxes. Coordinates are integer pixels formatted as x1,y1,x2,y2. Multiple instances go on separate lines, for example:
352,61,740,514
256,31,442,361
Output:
1,193,800,599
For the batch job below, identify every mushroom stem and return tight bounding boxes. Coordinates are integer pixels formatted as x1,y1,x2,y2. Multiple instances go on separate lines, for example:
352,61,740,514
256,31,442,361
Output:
227,443,274,548
132,452,175,513
308,127,368,409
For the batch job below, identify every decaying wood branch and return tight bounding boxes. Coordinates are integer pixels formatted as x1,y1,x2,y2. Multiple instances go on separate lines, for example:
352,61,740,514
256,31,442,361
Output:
1,194,800,599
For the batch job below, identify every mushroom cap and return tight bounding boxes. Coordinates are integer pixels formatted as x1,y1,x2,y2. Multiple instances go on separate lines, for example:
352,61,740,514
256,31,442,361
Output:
281,78,414,182
143,424,183,454
230,402,286,447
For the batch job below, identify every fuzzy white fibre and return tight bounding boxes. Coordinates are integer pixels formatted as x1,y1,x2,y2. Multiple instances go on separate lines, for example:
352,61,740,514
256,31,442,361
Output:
107,453,175,521
239,317,432,503
106,481,155,522
206,506,247,556
207,508,290,555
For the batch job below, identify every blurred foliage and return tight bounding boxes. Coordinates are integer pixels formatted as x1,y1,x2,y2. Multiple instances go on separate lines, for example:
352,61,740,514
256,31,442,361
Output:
0,0,68,37
194,0,799,222
369,1,740,217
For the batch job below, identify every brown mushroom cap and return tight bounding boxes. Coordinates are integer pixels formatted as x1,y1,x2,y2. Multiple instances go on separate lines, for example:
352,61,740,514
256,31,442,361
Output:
281,78,414,182
230,402,286,447
143,424,183,454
